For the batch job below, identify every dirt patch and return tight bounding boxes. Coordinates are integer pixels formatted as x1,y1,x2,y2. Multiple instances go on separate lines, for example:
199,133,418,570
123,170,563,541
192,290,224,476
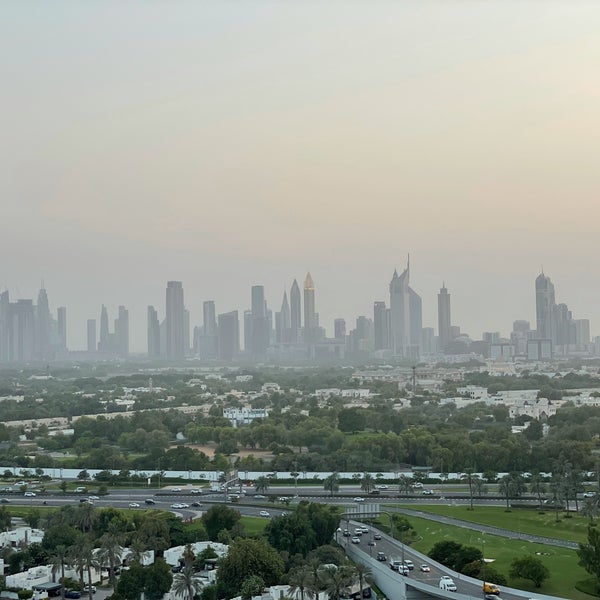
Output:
181,443,275,460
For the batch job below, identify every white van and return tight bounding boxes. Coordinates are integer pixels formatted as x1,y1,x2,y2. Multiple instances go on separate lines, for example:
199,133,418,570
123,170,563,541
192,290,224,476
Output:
439,577,457,592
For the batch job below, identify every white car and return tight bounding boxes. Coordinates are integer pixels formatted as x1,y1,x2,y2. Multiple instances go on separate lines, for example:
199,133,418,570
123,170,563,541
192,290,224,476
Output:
171,503,183,509
259,510,270,517
24,491,36,497
190,489,201,494
88,495,99,500
420,564,431,572
128,502,140,508
351,536,361,544
583,492,596,498
377,484,389,490
353,497,365,502
171,487,182,492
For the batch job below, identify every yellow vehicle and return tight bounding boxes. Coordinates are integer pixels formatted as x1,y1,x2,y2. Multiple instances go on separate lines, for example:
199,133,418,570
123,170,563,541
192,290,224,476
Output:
483,582,500,595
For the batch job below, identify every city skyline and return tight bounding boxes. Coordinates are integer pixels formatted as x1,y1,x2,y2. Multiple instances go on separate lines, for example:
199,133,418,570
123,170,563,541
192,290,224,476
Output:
0,267,592,357
4,3,600,353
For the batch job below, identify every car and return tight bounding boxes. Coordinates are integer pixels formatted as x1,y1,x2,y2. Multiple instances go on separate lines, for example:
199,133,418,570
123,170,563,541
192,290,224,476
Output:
351,537,361,544
254,494,266,499
359,526,369,533
171,487,182,492
80,498,93,503
82,586,96,594
129,502,140,508
422,489,434,495
367,540,376,546
413,482,423,488
483,583,500,595
484,595,501,600
74,487,87,493
190,489,201,494
191,501,202,507
354,528,363,535
171,565,183,573
404,559,414,570
368,489,380,496
376,552,387,562
390,560,404,571
65,592,81,599
439,576,457,592
583,491,596,498
0,498,8,503
88,495,99,500
145,498,156,505
24,491,36,497
171,503,183,509
278,496,289,502
229,494,240,499
377,484,389,490
179,503,189,508
353,497,365,502
373,533,382,540
342,530,351,536
420,564,430,572
259,510,270,517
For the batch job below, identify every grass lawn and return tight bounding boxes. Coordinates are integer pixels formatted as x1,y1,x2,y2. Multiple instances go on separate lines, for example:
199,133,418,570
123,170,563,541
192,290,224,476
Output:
395,503,592,545
240,516,269,536
376,512,595,599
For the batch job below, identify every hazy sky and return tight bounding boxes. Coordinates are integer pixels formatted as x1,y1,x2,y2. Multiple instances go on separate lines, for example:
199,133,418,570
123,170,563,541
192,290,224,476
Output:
3,1,600,352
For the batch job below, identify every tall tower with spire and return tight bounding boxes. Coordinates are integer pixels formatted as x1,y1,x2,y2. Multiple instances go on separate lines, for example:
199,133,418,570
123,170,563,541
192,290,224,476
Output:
389,255,422,358
275,289,291,343
437,283,452,352
290,279,302,343
303,272,318,343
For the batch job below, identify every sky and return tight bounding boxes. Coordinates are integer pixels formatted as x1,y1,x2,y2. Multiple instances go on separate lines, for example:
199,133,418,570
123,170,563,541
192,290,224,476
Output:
3,1,600,352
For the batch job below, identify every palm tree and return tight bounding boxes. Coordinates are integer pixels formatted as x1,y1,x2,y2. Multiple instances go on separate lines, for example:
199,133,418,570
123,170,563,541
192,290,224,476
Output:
287,565,315,600
50,545,71,600
398,476,413,497
319,565,356,600
529,472,547,506
323,473,340,497
353,563,371,600
80,539,101,600
172,564,203,600
473,477,488,498
126,538,148,565
98,531,123,588
581,497,600,525
498,475,513,511
76,502,97,534
461,469,476,510
360,473,375,494
255,476,270,494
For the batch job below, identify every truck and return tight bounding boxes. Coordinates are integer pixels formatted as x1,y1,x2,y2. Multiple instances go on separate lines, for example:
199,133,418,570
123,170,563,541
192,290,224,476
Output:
439,576,457,592
483,582,500,595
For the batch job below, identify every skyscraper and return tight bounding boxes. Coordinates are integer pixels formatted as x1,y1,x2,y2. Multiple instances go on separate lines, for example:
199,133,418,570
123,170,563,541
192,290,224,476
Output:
437,284,452,352
218,310,239,360
57,306,67,351
334,318,346,340
203,301,217,336
290,279,301,343
87,319,97,353
36,286,51,361
373,301,390,351
389,257,422,357
114,305,129,356
275,290,291,344
165,281,185,359
249,285,269,355
199,300,218,359
99,305,109,351
147,306,160,357
535,272,556,342
303,272,318,343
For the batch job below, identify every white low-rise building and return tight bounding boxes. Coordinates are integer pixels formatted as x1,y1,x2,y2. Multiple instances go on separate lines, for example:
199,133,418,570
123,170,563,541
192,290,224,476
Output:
164,542,228,567
0,527,44,548
223,407,268,427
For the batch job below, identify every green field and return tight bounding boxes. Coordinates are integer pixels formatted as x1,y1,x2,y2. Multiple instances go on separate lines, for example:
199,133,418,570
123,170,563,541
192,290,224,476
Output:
395,503,591,544
373,509,594,599
240,515,269,536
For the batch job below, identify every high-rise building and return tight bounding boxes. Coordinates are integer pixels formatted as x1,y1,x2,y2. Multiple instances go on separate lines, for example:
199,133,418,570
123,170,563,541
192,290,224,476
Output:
114,305,129,356
303,272,319,343
576,319,591,348
373,301,390,351
290,279,302,343
0,291,9,362
334,318,346,340
437,284,452,351
99,305,109,351
275,290,291,344
11,300,36,362
389,257,422,357
147,306,160,357
535,272,556,343
165,281,185,359
421,327,435,354
184,309,190,356
57,306,67,351
87,319,97,353
249,285,269,355
35,286,51,361
218,310,239,360
198,300,218,359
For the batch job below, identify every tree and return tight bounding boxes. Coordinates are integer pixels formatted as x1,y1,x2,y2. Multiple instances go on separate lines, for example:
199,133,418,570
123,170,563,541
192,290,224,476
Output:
240,575,265,600
255,476,270,494
582,497,600,525
0,506,12,531
217,538,284,599
529,472,547,506
360,473,375,494
172,564,203,600
578,525,600,589
509,555,549,588
428,540,482,572
288,566,315,600
98,531,123,588
398,476,413,497
353,563,371,600
323,473,339,497
144,559,173,600
202,505,240,541
318,565,356,600
461,469,476,510
50,545,71,600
